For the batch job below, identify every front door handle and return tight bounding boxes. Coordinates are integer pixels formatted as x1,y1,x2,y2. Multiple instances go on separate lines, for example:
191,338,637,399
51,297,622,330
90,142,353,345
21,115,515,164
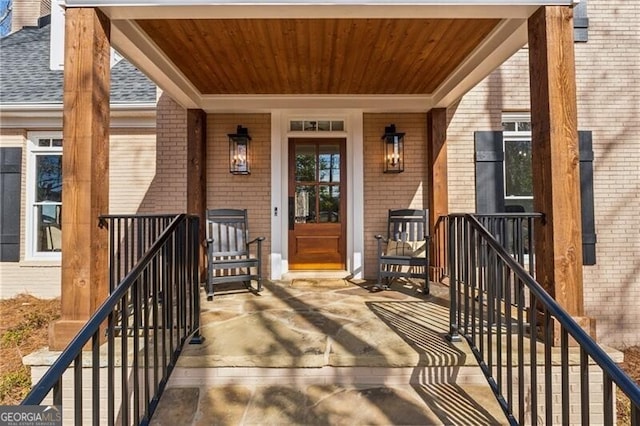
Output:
288,196,295,230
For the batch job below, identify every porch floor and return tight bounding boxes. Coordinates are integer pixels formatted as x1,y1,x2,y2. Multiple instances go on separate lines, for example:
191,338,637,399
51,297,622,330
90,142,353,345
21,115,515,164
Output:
151,279,508,425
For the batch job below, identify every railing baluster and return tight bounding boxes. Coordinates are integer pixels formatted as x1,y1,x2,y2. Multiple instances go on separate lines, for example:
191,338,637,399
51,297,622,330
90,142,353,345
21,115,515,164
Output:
92,332,100,426
544,309,553,425
581,348,590,426
505,267,513,413
530,292,538,426
74,352,82,426
603,372,613,425
517,276,525,424
561,327,569,426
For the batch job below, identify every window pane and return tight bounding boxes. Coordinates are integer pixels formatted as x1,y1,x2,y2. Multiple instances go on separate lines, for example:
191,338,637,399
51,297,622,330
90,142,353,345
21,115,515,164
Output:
319,144,340,183
38,139,51,147
504,140,533,197
502,122,516,131
303,121,317,131
317,121,330,131
37,204,62,252
52,138,63,147
295,145,316,182
295,185,316,223
331,121,344,131
517,121,531,132
319,185,340,223
290,121,303,131
36,155,62,202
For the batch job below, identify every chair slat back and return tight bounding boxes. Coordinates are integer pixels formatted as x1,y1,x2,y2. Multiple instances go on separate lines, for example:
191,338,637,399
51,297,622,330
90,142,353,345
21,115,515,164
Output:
387,209,428,242
207,209,250,256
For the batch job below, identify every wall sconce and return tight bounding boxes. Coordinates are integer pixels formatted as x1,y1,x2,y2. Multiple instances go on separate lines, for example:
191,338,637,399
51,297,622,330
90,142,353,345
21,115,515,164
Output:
228,125,251,175
382,124,405,173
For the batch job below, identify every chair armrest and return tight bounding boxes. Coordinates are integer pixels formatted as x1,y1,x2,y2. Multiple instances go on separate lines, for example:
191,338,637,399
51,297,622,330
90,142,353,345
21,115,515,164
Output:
248,236,266,245
206,238,214,246
374,234,387,242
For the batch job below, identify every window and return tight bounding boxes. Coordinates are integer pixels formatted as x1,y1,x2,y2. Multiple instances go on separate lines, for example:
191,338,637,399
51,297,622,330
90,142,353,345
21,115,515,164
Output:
27,133,63,259
502,115,533,212
289,120,345,133
474,116,597,265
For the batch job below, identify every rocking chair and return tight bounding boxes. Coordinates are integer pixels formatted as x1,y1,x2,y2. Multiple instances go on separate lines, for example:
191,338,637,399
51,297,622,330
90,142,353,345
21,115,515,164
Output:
205,209,265,300
374,209,430,295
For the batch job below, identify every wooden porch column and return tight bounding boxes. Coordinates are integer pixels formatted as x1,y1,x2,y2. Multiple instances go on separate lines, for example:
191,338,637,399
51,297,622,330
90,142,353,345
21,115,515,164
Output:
528,7,587,321
50,8,111,350
186,109,207,281
426,108,448,281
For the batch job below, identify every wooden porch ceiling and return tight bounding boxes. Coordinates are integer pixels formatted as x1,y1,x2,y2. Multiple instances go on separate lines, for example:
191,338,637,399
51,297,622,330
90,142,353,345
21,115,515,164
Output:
135,18,501,95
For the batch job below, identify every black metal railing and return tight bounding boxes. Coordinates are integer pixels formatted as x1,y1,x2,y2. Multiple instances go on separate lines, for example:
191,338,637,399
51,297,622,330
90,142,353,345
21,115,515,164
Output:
22,214,201,426
99,214,177,291
433,213,541,280
447,213,640,425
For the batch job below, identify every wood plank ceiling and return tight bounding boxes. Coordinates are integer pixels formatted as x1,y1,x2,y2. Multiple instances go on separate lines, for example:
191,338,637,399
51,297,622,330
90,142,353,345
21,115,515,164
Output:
136,18,501,95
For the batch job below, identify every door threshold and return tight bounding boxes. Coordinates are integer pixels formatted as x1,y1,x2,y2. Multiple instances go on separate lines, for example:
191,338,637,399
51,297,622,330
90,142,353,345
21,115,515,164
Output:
282,270,351,281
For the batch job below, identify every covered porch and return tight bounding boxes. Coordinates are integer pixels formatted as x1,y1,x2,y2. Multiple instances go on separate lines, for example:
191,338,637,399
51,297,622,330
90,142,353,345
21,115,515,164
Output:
54,0,588,351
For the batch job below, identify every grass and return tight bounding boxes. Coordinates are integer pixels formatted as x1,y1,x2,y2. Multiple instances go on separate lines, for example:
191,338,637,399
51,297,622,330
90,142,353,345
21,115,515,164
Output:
0,294,60,404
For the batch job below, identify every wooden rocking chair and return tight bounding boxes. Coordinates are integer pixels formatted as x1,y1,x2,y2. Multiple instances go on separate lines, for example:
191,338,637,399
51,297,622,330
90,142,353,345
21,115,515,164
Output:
206,209,265,300
374,209,430,295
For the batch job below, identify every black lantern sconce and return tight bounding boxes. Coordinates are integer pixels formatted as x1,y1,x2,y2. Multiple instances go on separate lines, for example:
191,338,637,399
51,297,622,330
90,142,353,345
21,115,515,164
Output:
228,125,251,175
382,124,405,173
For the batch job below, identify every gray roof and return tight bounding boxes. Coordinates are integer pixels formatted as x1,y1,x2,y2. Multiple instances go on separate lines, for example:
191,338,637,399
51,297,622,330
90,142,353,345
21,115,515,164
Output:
0,23,156,105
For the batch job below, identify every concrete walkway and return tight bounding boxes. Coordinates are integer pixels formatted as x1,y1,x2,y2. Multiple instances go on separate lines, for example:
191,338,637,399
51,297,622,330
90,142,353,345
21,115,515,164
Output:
150,279,508,425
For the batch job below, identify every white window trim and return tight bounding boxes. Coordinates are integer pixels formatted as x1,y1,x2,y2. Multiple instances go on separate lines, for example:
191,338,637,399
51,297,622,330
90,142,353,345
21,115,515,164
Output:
25,131,63,261
502,113,533,202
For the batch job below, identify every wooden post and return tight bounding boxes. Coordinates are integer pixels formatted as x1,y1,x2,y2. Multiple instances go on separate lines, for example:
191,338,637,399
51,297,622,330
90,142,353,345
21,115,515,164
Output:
49,8,111,350
186,109,207,281
528,6,591,334
426,108,448,281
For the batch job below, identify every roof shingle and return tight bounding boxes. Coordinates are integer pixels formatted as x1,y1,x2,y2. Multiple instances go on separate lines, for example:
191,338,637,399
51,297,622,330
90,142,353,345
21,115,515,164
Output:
0,23,156,105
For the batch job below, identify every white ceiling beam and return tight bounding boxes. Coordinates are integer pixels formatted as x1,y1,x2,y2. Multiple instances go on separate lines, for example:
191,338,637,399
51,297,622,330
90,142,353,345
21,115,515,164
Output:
432,18,528,108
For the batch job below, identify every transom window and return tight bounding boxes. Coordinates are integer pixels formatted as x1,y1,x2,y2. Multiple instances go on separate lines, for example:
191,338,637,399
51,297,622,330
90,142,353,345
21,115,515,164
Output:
289,120,345,132
502,114,533,212
27,133,63,259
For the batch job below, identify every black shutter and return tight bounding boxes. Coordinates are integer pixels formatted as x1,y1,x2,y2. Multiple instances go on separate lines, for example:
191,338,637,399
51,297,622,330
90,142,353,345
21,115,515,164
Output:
474,131,505,213
0,147,22,262
579,131,596,265
573,0,589,42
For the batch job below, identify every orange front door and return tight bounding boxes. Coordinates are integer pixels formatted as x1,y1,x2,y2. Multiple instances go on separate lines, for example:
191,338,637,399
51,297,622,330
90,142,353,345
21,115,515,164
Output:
288,138,346,270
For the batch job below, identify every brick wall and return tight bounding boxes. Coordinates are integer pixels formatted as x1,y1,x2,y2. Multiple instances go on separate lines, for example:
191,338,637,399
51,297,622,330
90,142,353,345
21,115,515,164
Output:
109,129,157,214
446,1,640,347
139,94,187,214
207,114,272,278
363,113,427,279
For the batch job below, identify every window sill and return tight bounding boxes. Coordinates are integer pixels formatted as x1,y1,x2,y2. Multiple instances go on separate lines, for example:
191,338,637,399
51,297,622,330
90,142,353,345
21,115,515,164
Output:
19,260,61,267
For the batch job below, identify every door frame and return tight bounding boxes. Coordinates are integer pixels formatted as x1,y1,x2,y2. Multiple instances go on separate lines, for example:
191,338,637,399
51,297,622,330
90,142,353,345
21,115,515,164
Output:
270,110,364,279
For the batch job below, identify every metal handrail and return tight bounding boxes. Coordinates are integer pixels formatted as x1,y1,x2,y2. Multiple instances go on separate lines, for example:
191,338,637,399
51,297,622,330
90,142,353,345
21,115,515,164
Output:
448,213,640,425
22,213,201,426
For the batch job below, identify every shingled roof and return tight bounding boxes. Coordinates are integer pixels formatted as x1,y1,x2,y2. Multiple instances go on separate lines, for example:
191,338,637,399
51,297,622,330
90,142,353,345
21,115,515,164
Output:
0,23,156,105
